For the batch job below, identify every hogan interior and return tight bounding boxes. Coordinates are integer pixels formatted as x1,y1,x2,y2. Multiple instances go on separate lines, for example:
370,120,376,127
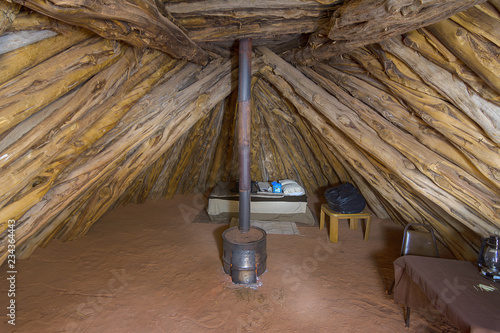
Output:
0,0,500,331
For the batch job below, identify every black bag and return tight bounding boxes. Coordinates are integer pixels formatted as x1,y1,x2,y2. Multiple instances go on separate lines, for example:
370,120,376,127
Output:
325,182,366,214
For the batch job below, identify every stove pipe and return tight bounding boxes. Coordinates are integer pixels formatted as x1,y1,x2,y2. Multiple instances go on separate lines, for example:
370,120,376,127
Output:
238,38,252,233
221,38,267,284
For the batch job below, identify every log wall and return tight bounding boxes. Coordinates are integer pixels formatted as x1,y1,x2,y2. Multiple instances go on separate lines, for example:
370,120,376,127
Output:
0,2,499,262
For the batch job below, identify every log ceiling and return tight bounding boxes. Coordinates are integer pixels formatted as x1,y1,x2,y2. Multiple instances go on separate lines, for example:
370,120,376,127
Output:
0,0,499,262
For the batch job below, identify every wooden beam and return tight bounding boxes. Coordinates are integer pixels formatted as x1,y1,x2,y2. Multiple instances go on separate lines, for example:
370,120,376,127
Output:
1,55,265,264
284,0,486,64
0,37,126,136
14,0,209,64
346,46,500,189
300,64,500,227
380,37,500,146
258,46,499,236
0,27,92,85
0,1,20,35
0,50,178,231
259,64,425,226
426,19,500,95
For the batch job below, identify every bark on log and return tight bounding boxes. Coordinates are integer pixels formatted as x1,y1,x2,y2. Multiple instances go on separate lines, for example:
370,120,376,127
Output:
7,10,75,33
0,56,264,264
366,154,479,260
148,133,189,200
14,0,209,64
207,94,238,187
253,77,335,192
426,19,500,95
284,0,486,64
347,45,500,188
259,64,424,225
164,102,224,198
181,101,226,194
0,1,20,35
0,37,126,136
489,0,500,12
300,64,500,225
311,129,390,219
380,37,500,146
0,27,92,85
0,49,178,232
310,62,494,187
450,4,500,48
258,46,499,236
286,97,341,187
402,29,500,106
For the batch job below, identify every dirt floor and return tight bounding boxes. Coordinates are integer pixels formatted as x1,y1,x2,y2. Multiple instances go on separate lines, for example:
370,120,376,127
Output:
0,194,459,333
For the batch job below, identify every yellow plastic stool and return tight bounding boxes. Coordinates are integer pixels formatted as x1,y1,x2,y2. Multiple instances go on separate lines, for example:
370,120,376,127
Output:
319,204,372,243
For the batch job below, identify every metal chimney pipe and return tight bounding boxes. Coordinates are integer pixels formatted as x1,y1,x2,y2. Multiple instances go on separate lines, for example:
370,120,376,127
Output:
238,38,252,233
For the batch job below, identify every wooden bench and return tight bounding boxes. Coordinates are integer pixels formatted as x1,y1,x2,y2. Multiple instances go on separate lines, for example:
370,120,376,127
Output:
319,204,372,243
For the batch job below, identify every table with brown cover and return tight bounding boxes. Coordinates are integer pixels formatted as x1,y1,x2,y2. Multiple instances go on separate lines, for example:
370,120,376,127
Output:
393,255,500,333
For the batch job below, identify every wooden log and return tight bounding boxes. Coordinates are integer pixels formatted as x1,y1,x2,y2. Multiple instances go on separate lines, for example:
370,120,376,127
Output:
254,78,328,192
310,129,390,219
182,101,227,194
0,27,93,86
258,46,499,236
14,0,209,64
366,154,479,260
300,64,500,226
7,10,73,33
387,81,500,189
0,29,57,55
207,93,237,187
348,45,500,188
310,62,493,187
3,61,206,257
254,102,285,181
327,0,486,41
164,104,217,198
0,50,178,232
250,79,263,181
350,46,441,98
380,37,500,145
0,56,264,264
284,0,486,64
260,63,422,224
284,97,339,188
147,133,189,200
490,0,500,12
0,37,126,136
133,151,171,204
259,105,307,189
0,1,20,35
402,29,500,106
0,55,180,239
310,129,350,185
426,19,500,95
0,89,76,154
450,4,500,47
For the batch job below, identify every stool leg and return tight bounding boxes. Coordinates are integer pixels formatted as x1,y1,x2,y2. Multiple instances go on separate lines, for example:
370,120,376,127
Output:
330,216,339,243
364,216,372,241
350,218,358,230
320,209,325,230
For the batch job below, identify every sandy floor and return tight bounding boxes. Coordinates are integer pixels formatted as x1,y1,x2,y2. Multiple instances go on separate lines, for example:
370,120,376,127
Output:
0,194,458,332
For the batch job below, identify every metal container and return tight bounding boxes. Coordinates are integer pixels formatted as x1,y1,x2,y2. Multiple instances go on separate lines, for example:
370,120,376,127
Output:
222,226,267,284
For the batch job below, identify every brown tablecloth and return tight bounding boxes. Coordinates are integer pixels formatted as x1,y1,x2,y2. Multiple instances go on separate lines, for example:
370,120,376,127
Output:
393,256,500,333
